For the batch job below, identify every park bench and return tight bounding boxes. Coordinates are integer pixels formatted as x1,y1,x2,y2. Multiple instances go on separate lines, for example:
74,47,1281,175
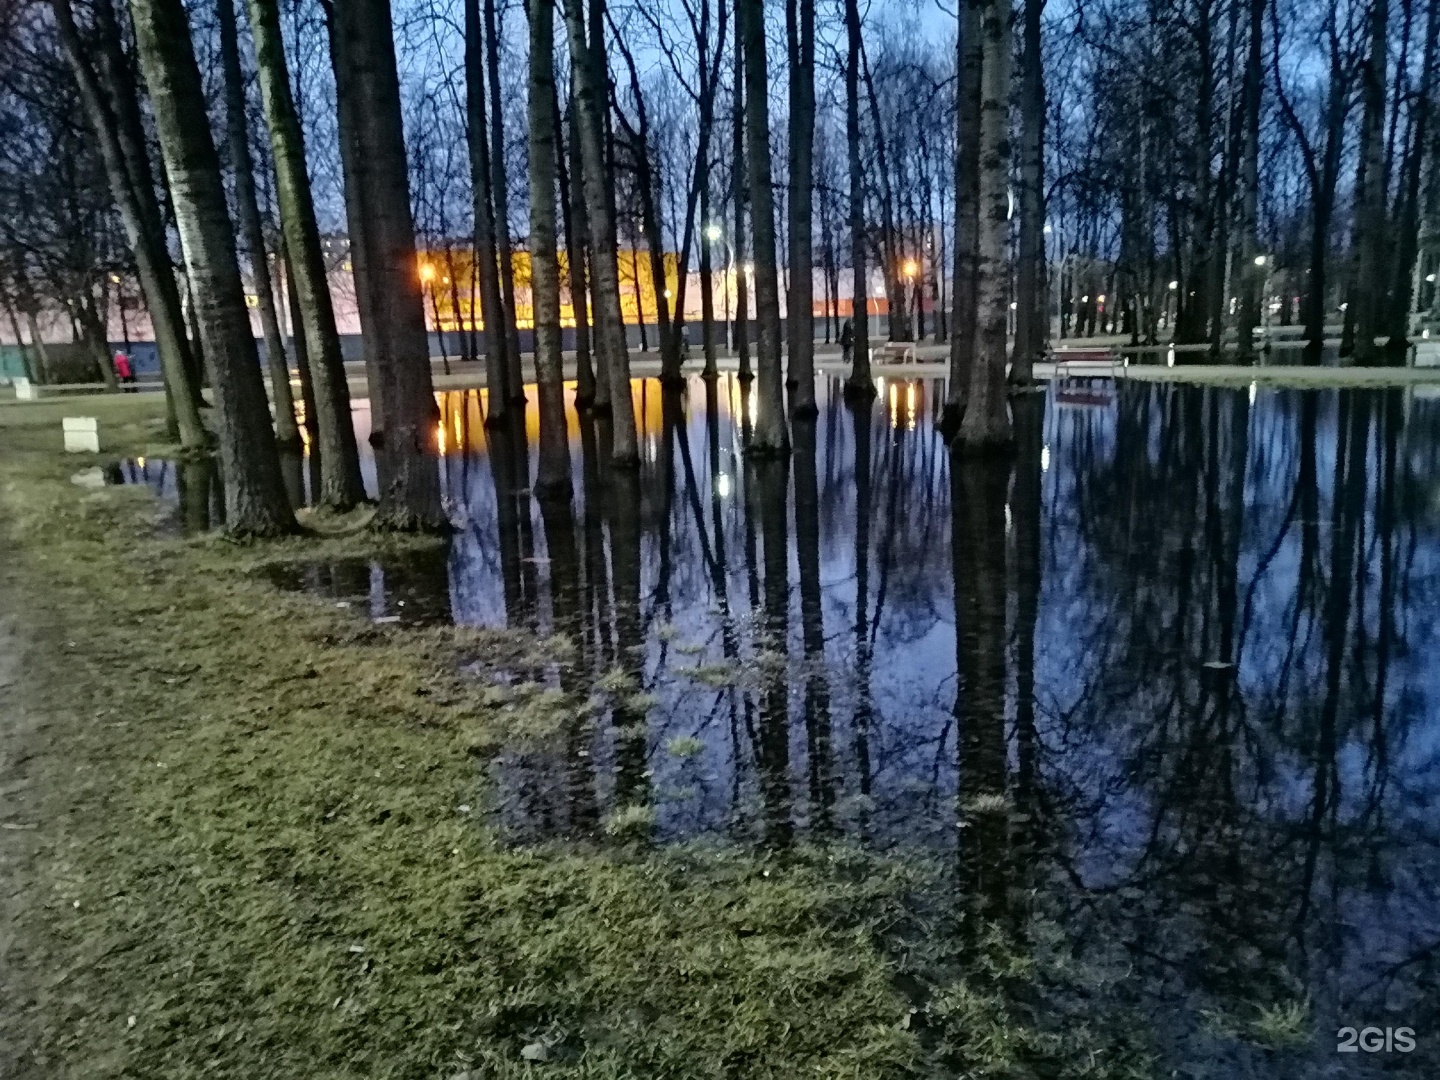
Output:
872,341,916,364
1051,346,1123,408
1050,346,1124,379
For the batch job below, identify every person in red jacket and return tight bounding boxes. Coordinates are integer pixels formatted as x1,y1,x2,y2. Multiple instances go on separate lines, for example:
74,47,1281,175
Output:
113,350,135,390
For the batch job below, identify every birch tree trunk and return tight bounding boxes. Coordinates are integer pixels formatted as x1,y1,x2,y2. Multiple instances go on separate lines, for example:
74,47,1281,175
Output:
527,0,572,497
738,0,788,454
218,0,299,446
958,0,1013,450
329,0,446,528
465,0,512,420
248,0,366,507
786,0,817,414
1386,0,1439,345
842,0,872,398
562,0,639,464
1011,0,1046,384
128,0,296,534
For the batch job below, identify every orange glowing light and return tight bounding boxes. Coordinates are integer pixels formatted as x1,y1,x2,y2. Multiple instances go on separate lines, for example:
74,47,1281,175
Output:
419,262,436,283
902,259,919,278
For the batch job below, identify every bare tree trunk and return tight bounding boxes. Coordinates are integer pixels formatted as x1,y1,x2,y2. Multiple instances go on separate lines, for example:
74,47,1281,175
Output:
958,0,1013,450
52,0,205,444
528,0,572,497
1011,0,1046,383
77,293,121,391
280,239,320,450
562,0,639,463
610,40,678,382
701,179,719,378
946,0,982,423
860,50,905,343
732,24,751,381
329,0,446,528
129,0,296,534
1387,0,1439,346
558,90,595,405
249,0,365,507
1353,0,1390,363
786,0,816,414
466,0,512,420
1177,0,1216,345
737,0,788,453
1235,0,1265,359
219,0,299,446
485,0,525,400
842,0,871,398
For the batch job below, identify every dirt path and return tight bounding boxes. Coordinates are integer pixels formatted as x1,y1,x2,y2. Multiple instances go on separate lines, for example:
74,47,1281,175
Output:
0,571,44,1078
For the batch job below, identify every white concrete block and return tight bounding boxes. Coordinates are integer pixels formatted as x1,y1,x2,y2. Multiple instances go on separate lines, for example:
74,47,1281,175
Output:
63,416,99,453
13,377,35,401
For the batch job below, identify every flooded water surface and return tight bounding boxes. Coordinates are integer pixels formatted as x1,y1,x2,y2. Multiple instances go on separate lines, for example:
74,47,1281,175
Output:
117,373,1440,1074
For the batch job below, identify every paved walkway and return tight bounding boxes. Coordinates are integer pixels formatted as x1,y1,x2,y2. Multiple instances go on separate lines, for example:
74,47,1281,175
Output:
10,340,1440,406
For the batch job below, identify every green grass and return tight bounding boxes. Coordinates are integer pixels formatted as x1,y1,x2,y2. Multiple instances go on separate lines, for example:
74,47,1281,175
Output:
0,394,1151,1078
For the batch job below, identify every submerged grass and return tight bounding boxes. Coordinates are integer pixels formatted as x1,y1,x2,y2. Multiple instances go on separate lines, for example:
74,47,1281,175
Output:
0,395,1150,1078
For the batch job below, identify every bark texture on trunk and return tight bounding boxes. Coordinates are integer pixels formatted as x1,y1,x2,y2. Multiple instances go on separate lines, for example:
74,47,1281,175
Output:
1235,0,1265,359
958,0,1013,450
842,0,871,396
527,0,572,497
733,23,751,380
330,0,445,528
738,0,788,454
129,0,296,534
1011,0,1046,383
562,0,638,463
1352,0,1390,363
465,0,512,420
948,0,983,415
786,0,816,414
485,0,525,398
248,0,366,508
1387,0,1439,344
559,89,595,404
219,0,299,447
52,0,206,445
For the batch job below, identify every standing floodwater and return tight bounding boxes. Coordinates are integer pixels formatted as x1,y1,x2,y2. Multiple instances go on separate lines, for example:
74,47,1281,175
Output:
114,373,1440,1075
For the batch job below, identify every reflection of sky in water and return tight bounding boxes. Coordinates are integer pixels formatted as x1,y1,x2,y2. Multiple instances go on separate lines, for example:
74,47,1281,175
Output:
120,375,1440,1073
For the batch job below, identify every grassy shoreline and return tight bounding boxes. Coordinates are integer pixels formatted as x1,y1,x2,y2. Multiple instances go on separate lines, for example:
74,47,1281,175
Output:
0,398,954,1077
0,394,1166,1078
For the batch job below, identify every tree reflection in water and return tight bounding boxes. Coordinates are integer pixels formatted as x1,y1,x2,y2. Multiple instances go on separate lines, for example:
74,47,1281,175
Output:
237,374,1440,1073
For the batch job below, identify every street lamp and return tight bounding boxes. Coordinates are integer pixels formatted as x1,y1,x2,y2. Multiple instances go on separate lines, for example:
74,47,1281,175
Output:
705,222,733,351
